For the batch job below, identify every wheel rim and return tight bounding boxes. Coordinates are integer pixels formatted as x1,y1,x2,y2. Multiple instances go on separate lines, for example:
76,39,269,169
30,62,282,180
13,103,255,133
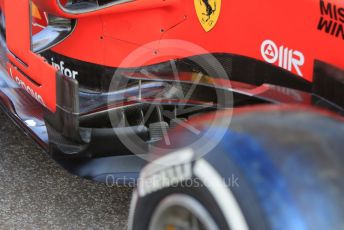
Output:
148,194,219,230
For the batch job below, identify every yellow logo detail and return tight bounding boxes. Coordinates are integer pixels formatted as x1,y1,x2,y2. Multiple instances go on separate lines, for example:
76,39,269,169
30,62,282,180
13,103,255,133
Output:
31,3,42,20
194,0,221,32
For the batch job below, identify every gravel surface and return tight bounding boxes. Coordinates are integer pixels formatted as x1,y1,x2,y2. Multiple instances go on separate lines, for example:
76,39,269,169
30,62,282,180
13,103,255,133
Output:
0,110,132,230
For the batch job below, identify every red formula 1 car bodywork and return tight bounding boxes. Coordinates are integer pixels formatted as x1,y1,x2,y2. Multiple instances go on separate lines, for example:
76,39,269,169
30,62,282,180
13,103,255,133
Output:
45,0,344,77
1,1,344,228
0,0,343,182
4,0,344,110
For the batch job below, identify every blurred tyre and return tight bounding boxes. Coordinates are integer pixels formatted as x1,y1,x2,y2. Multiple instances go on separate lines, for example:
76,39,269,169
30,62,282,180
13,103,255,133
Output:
128,105,344,230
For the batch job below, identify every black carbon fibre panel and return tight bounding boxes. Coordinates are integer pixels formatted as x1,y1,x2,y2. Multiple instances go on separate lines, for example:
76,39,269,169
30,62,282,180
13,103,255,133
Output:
42,51,312,93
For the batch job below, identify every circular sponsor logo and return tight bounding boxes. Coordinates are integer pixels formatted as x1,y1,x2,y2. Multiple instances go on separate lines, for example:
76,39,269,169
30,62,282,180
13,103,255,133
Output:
261,39,278,64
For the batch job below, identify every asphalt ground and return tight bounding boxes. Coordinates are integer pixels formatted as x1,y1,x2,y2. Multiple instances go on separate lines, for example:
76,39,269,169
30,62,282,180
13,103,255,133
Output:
0,110,133,229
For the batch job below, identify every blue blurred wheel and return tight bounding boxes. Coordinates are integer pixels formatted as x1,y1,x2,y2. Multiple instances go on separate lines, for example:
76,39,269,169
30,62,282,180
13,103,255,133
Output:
129,105,344,230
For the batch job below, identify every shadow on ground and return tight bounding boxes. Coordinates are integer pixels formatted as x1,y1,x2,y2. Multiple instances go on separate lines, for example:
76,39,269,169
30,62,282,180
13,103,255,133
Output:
0,111,132,229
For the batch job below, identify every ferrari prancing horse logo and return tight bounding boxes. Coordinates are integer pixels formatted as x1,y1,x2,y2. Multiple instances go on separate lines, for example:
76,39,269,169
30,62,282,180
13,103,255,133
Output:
194,0,221,32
